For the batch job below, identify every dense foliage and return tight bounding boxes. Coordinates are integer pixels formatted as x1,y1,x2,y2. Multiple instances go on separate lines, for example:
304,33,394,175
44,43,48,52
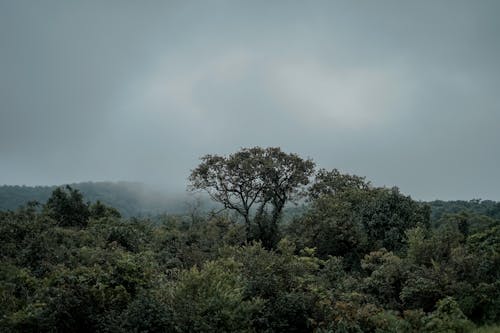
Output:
189,147,315,248
427,200,500,221
1,148,498,332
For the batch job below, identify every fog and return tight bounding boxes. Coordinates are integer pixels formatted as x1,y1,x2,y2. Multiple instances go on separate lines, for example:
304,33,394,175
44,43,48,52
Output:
1,0,500,200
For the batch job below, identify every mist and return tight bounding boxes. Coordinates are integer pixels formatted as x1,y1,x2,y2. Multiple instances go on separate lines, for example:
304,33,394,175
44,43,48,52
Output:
1,0,500,200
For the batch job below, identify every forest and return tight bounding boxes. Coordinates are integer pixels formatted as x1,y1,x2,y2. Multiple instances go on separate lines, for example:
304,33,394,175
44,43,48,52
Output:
1,147,499,332
0,182,191,217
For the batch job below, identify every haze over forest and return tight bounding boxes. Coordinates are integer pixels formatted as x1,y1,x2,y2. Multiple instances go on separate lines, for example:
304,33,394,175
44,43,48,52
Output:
2,2,500,332
1,0,500,201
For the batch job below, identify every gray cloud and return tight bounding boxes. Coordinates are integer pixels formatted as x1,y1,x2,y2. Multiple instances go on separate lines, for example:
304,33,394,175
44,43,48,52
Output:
1,0,499,200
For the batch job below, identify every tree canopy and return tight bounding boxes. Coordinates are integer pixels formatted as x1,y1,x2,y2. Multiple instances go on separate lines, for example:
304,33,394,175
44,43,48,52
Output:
189,147,315,248
0,147,499,332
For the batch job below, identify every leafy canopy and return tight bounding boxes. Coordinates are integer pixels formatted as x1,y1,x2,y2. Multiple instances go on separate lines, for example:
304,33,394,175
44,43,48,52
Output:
189,147,314,247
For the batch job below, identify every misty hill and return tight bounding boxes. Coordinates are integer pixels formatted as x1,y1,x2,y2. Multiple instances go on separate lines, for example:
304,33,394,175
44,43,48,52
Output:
0,182,200,217
2,182,500,222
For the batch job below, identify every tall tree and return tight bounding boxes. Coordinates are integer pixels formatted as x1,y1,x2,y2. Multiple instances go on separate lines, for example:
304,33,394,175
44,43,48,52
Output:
189,147,315,247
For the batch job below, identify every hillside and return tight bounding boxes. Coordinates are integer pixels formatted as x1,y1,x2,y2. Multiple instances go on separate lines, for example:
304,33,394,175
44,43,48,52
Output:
1,172,498,332
2,183,500,221
427,199,500,220
0,182,194,217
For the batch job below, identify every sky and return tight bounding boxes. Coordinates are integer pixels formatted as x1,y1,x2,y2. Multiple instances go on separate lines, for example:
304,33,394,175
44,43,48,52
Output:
1,0,499,200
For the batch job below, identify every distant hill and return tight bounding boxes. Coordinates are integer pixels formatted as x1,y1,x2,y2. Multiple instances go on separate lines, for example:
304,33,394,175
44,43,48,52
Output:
0,182,202,217
426,199,500,220
2,182,500,220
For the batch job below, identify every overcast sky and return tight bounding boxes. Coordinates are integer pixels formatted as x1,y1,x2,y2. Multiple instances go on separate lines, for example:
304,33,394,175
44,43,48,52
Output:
1,0,499,200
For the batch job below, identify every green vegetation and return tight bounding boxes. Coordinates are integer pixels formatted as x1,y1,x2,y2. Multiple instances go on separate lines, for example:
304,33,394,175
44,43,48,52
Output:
427,200,500,221
1,147,498,332
473,326,500,333
0,182,193,217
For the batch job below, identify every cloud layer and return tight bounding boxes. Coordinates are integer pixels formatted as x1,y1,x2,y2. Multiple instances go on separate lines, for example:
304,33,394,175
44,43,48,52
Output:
1,0,499,200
